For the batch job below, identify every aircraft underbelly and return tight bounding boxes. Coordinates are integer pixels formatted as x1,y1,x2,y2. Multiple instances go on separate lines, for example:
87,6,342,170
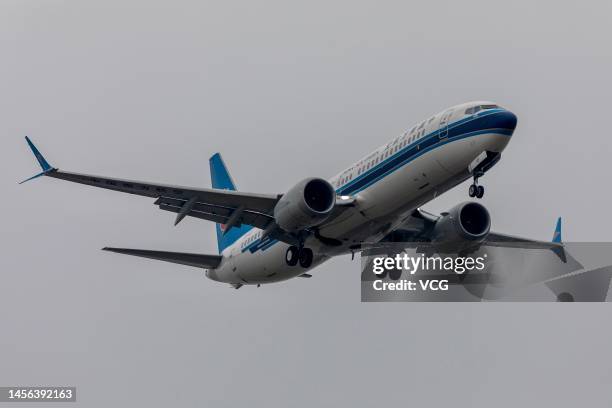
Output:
219,243,326,284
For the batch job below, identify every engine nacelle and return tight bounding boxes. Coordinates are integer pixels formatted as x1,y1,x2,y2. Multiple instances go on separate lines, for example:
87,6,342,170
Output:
431,202,491,251
274,178,336,232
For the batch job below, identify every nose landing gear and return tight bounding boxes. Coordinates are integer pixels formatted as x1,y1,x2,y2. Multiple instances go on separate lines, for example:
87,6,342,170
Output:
285,246,313,268
468,173,485,199
467,151,501,199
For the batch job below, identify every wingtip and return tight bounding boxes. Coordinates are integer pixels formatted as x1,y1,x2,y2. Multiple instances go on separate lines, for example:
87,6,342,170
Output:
24,135,53,172
18,170,49,184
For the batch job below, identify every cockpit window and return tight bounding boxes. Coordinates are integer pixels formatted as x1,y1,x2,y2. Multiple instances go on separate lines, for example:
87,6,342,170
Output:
465,104,499,115
480,104,498,110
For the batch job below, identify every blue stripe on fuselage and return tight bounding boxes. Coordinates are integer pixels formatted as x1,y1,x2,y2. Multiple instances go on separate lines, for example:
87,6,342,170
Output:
241,236,279,254
336,110,512,195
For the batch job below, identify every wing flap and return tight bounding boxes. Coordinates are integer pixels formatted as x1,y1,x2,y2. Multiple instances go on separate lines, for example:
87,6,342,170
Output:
102,247,223,269
155,197,275,230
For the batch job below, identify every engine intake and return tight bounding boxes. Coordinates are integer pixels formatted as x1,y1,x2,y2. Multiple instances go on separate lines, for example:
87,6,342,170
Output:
431,202,491,251
274,178,336,232
458,202,490,237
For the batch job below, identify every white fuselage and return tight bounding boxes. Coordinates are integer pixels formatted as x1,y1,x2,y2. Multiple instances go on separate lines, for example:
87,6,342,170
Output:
206,101,517,285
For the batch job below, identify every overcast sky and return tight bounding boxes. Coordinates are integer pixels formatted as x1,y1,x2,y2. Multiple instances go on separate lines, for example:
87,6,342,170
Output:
2,1,612,406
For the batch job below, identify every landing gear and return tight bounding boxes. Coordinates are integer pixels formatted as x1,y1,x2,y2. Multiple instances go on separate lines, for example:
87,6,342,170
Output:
298,248,313,268
469,184,477,197
467,152,501,199
285,246,299,266
469,183,484,198
285,246,313,268
468,174,485,199
476,185,484,198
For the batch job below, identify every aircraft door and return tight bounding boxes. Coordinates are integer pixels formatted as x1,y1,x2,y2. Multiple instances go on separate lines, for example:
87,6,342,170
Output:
438,109,453,140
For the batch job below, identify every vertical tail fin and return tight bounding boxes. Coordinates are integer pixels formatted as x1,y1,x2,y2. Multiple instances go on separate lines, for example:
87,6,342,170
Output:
209,153,251,253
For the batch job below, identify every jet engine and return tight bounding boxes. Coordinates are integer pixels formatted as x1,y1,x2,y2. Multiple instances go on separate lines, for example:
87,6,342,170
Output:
431,202,491,252
274,178,336,232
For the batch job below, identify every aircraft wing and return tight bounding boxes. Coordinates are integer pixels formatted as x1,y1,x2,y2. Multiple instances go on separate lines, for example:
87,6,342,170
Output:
405,208,564,251
357,209,566,262
45,170,279,229
21,137,280,230
484,232,562,250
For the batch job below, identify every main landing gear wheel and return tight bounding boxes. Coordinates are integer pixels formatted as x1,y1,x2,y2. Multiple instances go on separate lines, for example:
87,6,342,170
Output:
476,185,484,198
298,248,314,268
285,246,299,266
285,246,314,268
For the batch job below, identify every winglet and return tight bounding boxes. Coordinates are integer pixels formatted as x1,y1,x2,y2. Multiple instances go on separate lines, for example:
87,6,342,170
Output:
551,217,566,263
552,217,562,243
20,136,55,184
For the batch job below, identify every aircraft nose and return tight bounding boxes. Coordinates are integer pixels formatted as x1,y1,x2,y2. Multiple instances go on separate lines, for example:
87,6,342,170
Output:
495,110,517,131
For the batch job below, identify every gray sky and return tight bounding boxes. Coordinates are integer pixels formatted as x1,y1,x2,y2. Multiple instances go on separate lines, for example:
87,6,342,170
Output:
2,0,612,406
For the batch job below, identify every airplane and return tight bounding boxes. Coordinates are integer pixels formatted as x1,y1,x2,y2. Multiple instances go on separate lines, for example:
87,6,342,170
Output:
21,101,564,289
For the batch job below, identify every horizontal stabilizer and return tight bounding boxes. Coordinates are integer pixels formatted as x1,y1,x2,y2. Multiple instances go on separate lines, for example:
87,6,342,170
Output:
102,247,223,269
